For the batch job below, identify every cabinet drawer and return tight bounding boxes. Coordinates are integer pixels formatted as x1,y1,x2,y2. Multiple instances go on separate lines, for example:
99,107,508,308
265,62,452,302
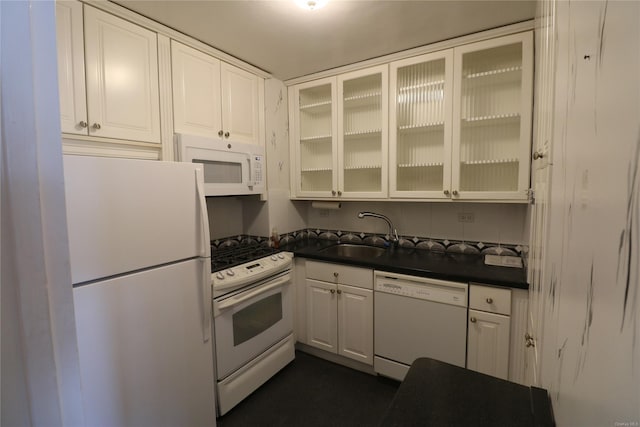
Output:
469,284,511,315
306,260,373,289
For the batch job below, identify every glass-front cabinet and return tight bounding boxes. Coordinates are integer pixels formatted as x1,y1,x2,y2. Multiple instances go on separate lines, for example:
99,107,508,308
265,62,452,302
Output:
291,66,388,198
452,32,533,200
291,31,533,201
338,65,388,198
291,77,338,197
389,51,453,198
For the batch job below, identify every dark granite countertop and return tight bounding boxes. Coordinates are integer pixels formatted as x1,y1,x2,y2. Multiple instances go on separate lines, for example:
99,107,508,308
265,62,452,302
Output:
380,358,553,427
281,240,528,289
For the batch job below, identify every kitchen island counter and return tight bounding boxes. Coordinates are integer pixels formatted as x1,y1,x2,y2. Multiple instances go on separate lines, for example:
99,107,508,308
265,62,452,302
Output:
282,240,528,289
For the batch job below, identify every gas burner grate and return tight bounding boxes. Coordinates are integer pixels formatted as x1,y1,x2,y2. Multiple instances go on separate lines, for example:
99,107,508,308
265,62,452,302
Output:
211,242,279,272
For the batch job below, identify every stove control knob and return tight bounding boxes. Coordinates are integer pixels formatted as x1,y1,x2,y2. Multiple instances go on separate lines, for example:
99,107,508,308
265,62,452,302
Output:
270,255,278,261
216,272,224,280
226,269,235,276
277,253,285,259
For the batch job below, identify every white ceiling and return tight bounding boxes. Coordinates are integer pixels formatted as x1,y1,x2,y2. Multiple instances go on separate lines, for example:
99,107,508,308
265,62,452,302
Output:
113,0,536,81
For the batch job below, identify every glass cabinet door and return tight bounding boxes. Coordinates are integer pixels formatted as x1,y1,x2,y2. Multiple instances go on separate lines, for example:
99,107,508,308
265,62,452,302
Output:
389,51,453,198
338,65,388,198
293,77,338,197
452,32,533,200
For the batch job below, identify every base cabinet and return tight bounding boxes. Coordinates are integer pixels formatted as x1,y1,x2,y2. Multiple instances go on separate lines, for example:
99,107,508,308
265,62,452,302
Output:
305,261,373,365
467,284,512,380
467,309,510,379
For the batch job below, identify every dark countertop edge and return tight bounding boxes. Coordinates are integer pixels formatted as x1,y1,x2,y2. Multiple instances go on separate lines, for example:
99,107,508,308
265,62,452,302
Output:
283,241,529,290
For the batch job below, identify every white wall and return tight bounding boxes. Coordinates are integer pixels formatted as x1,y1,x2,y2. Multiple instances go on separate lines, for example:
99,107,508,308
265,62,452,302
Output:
537,1,640,425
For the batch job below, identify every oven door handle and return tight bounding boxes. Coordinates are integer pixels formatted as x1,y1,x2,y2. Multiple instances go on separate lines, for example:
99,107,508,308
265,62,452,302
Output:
216,276,290,311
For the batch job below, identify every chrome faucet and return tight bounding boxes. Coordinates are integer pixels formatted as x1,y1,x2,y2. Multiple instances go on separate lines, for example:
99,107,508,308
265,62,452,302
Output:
357,211,399,246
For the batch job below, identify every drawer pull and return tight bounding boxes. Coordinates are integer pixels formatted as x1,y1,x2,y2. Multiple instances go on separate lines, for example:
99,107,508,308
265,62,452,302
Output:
486,297,494,304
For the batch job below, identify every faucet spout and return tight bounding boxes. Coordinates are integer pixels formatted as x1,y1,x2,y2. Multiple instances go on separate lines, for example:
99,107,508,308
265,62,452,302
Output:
357,211,399,246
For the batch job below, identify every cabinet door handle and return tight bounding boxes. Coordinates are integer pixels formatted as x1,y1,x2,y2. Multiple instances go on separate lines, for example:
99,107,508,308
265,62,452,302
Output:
486,297,493,304
337,289,342,295
224,132,230,138
452,190,459,196
78,121,88,128
333,272,339,278
330,289,336,294
332,190,337,196
444,190,450,195
337,190,342,196
218,130,224,137
533,151,545,160
470,317,477,323
91,123,101,130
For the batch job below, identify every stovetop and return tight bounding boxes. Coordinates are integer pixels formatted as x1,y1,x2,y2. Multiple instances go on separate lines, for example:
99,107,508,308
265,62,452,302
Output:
211,242,280,272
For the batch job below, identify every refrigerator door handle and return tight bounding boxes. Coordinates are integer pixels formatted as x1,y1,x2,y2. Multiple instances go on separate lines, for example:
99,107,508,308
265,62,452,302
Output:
200,258,212,343
195,167,210,258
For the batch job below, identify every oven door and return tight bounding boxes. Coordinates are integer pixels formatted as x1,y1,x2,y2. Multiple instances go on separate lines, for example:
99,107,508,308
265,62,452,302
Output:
213,271,292,379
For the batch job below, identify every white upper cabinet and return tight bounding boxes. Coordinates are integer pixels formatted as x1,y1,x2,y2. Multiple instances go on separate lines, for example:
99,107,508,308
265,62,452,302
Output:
389,50,454,198
172,41,262,145
290,76,338,198
290,65,388,199
451,32,533,200
338,65,389,198
83,5,160,143
56,0,87,135
220,63,261,144
171,41,222,138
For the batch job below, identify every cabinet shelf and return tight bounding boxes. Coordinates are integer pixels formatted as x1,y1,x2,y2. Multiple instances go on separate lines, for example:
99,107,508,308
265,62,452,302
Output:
301,167,333,172
344,129,382,137
465,66,522,79
344,92,381,102
398,122,445,132
460,158,519,166
344,164,382,170
462,113,520,125
398,162,444,168
300,134,332,142
398,80,445,92
300,100,332,113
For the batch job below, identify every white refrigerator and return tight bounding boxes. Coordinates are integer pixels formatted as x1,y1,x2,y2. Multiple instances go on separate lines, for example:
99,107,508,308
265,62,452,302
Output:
64,155,216,427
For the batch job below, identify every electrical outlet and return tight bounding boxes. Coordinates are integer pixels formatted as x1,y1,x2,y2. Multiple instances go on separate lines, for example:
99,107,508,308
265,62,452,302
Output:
458,212,475,223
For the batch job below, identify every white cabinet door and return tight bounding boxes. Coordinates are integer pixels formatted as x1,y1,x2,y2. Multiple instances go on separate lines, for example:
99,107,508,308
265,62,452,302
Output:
84,6,161,143
305,279,338,353
171,41,222,139
337,284,373,364
221,62,260,144
56,0,87,135
337,65,389,198
451,31,533,200
467,309,511,380
290,77,338,198
389,50,454,199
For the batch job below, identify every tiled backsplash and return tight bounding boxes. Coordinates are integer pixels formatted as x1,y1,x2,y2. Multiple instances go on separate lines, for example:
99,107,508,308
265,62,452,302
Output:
211,228,528,258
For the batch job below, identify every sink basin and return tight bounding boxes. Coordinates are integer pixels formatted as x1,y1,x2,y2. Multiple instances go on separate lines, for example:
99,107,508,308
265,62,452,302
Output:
318,243,387,258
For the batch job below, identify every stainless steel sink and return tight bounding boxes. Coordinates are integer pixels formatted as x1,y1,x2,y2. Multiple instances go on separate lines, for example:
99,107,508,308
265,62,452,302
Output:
318,243,387,258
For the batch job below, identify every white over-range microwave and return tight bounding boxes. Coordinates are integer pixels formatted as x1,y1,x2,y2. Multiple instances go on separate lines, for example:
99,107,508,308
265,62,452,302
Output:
175,134,265,196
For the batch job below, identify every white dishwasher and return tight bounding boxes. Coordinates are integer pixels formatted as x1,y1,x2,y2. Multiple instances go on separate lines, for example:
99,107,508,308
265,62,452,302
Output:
374,271,468,381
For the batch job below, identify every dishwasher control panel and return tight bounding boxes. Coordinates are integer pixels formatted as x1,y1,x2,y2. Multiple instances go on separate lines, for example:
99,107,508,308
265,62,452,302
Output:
374,272,468,307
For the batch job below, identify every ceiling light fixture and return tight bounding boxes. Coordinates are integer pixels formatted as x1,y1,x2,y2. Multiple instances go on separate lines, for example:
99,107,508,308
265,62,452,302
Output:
296,0,328,11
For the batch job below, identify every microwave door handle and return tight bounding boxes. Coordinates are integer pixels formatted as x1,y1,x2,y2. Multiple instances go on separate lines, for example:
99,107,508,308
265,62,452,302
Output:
246,154,253,188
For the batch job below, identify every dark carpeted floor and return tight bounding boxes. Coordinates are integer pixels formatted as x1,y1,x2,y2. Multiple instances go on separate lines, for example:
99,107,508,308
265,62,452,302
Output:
217,350,400,427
